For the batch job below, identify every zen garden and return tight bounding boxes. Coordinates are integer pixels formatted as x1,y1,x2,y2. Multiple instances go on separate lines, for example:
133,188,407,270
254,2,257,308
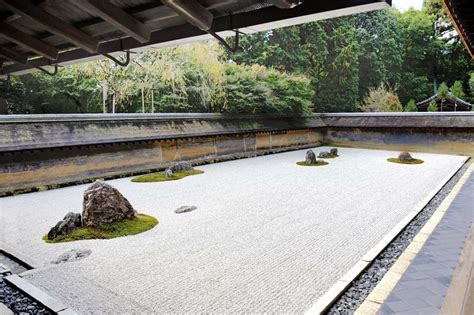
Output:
0,1,473,315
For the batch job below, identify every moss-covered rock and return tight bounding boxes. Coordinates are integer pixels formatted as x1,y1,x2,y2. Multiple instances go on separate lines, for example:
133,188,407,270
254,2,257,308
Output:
387,158,424,165
296,161,329,167
44,214,158,243
131,169,204,183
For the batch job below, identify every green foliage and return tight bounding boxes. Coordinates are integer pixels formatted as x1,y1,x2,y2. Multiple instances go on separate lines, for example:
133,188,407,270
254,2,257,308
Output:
469,73,474,99
438,82,449,98
404,99,418,112
427,100,438,112
2,1,474,114
360,83,403,112
44,214,158,243
132,169,204,183
387,158,424,165
451,80,465,98
220,64,314,114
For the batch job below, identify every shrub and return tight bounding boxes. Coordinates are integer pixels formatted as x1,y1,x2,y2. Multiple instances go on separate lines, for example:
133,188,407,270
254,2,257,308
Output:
360,83,403,112
404,99,417,112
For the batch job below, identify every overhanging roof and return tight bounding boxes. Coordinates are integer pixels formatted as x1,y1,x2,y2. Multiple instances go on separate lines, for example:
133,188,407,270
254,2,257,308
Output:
442,0,474,59
0,0,390,77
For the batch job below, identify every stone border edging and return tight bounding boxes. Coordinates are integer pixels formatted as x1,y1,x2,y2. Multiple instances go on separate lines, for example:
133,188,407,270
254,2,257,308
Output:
0,243,38,270
304,156,470,315
4,274,77,314
355,162,474,314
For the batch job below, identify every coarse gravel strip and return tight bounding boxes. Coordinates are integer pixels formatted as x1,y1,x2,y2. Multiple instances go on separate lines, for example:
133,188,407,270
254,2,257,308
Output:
0,147,467,314
327,163,470,314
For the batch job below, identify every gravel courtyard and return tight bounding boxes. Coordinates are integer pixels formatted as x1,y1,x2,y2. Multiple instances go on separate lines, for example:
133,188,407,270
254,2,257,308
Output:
0,147,467,314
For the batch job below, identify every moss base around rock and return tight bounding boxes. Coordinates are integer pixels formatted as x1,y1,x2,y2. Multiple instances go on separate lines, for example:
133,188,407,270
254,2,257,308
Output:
43,214,158,243
387,158,424,165
131,169,204,183
319,154,339,159
296,161,329,167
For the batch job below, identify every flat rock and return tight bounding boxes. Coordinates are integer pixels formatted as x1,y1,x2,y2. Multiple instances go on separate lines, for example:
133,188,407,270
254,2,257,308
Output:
175,206,197,214
51,249,92,264
82,180,136,227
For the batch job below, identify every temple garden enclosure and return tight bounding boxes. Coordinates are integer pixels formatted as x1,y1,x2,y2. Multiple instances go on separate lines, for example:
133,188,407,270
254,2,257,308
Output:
0,147,467,313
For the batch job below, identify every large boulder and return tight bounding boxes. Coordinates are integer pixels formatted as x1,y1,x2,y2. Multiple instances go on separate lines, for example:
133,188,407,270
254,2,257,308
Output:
170,162,193,173
47,212,82,240
330,148,338,156
399,151,413,161
305,150,317,164
82,180,136,227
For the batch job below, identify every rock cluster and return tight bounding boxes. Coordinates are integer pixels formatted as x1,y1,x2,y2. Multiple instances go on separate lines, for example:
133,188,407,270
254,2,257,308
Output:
305,150,317,164
47,212,82,240
170,162,194,173
47,180,137,240
82,180,136,227
398,151,413,161
164,161,194,177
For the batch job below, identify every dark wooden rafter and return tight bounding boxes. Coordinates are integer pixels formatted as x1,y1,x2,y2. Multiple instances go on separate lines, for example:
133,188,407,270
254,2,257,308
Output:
0,45,27,64
268,0,304,9
162,0,213,31
0,20,58,60
79,0,151,43
0,0,392,75
0,0,99,53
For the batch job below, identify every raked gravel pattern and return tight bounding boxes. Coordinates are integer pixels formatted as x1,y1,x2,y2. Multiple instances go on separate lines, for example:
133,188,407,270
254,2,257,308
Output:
0,147,467,314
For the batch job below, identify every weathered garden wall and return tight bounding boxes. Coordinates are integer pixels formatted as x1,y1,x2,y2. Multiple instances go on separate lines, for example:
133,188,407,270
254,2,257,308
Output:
0,112,473,195
0,114,325,195
323,113,474,157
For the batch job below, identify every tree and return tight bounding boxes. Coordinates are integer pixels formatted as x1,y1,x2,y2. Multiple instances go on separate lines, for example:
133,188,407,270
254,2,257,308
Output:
427,100,438,112
451,80,465,98
220,64,313,114
404,99,418,112
438,82,449,98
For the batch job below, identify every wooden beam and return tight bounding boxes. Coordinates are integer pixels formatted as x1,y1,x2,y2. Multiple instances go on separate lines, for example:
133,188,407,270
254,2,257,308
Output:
80,0,151,43
268,0,303,9
0,0,99,53
0,21,58,60
0,46,28,64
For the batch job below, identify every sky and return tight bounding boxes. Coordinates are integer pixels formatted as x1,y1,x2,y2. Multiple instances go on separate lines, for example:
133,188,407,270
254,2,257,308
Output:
392,0,424,11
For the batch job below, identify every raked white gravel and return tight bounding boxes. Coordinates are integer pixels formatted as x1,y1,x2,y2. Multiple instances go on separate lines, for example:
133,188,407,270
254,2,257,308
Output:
0,147,467,314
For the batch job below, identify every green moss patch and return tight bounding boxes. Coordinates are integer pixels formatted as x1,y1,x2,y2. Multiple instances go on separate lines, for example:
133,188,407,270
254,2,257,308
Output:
387,158,424,165
43,214,158,243
131,169,204,183
296,161,329,167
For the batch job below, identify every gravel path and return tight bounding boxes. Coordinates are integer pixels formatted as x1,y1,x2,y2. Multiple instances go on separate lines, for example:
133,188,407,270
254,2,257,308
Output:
0,147,467,314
